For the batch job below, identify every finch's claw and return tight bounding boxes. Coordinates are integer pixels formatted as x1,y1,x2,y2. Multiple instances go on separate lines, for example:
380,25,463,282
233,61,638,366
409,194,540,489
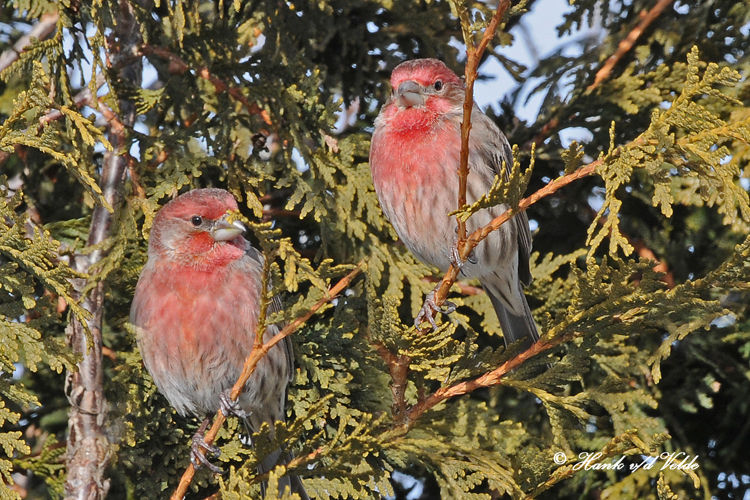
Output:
449,245,464,271
442,300,457,314
449,237,476,273
191,431,222,473
415,290,456,330
415,295,439,330
219,390,250,419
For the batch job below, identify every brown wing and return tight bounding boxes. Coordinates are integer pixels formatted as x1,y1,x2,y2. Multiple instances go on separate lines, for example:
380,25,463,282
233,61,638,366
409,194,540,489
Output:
485,120,533,287
245,244,295,382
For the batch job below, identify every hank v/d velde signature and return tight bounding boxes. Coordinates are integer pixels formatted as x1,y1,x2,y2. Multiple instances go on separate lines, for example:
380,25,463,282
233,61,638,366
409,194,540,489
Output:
553,451,700,473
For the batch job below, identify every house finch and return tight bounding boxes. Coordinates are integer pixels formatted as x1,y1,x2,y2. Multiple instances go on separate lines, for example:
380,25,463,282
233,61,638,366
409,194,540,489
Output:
369,59,539,348
130,188,308,499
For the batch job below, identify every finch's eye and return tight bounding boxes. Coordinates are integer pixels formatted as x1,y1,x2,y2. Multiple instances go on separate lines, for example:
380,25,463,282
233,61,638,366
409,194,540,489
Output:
434,80,443,91
190,216,203,227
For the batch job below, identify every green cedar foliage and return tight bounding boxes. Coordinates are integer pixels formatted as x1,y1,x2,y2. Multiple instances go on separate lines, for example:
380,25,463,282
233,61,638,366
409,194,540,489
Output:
0,0,748,499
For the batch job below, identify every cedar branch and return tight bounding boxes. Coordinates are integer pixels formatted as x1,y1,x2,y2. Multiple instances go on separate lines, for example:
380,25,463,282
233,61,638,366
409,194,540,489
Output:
404,228,628,424
140,44,272,125
585,204,676,289
524,0,673,149
0,73,106,169
0,12,59,73
405,332,564,423
587,0,675,92
170,262,364,500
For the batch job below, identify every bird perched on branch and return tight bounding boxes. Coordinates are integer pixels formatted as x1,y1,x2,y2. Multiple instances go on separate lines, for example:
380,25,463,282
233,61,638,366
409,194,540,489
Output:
369,58,539,348
130,188,308,499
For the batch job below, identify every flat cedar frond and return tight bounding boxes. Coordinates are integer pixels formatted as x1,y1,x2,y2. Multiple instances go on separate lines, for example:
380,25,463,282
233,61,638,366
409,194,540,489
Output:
0,62,111,210
0,181,80,498
647,232,750,383
588,47,750,257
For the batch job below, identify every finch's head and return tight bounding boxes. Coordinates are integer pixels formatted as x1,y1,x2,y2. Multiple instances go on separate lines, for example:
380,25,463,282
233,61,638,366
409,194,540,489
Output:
389,59,464,110
149,188,247,266
375,59,464,134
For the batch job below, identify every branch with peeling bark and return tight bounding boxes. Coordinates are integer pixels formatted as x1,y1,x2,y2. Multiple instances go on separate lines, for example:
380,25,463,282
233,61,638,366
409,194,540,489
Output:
64,2,145,500
170,262,364,500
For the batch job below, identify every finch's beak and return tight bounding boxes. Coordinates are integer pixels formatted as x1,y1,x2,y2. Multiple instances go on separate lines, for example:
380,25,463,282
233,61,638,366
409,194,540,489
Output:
211,217,246,242
396,80,424,108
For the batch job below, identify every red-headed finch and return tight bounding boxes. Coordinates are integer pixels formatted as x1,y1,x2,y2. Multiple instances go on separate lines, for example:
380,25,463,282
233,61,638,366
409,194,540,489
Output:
369,59,539,348
130,188,307,498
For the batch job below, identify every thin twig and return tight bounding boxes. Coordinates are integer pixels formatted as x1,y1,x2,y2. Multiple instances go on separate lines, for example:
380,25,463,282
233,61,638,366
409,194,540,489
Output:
261,208,301,221
405,332,563,423
170,263,364,500
140,44,272,125
455,0,512,254
40,73,107,125
101,346,117,361
587,0,675,92
258,189,294,204
523,0,674,149
95,100,126,135
422,277,484,296
632,239,675,288
0,12,59,74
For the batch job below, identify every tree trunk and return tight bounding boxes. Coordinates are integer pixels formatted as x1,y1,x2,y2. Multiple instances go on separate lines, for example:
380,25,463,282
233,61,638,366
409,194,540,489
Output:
64,2,143,499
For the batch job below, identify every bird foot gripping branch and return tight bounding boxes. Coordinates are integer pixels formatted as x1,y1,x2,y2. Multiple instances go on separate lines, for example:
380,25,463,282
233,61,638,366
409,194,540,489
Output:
414,289,457,330
449,236,478,272
191,420,222,473
219,389,250,419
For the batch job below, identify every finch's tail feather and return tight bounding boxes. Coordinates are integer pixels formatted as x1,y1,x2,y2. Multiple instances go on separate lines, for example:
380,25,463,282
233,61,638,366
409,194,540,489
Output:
258,447,309,500
289,475,309,500
484,286,539,349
